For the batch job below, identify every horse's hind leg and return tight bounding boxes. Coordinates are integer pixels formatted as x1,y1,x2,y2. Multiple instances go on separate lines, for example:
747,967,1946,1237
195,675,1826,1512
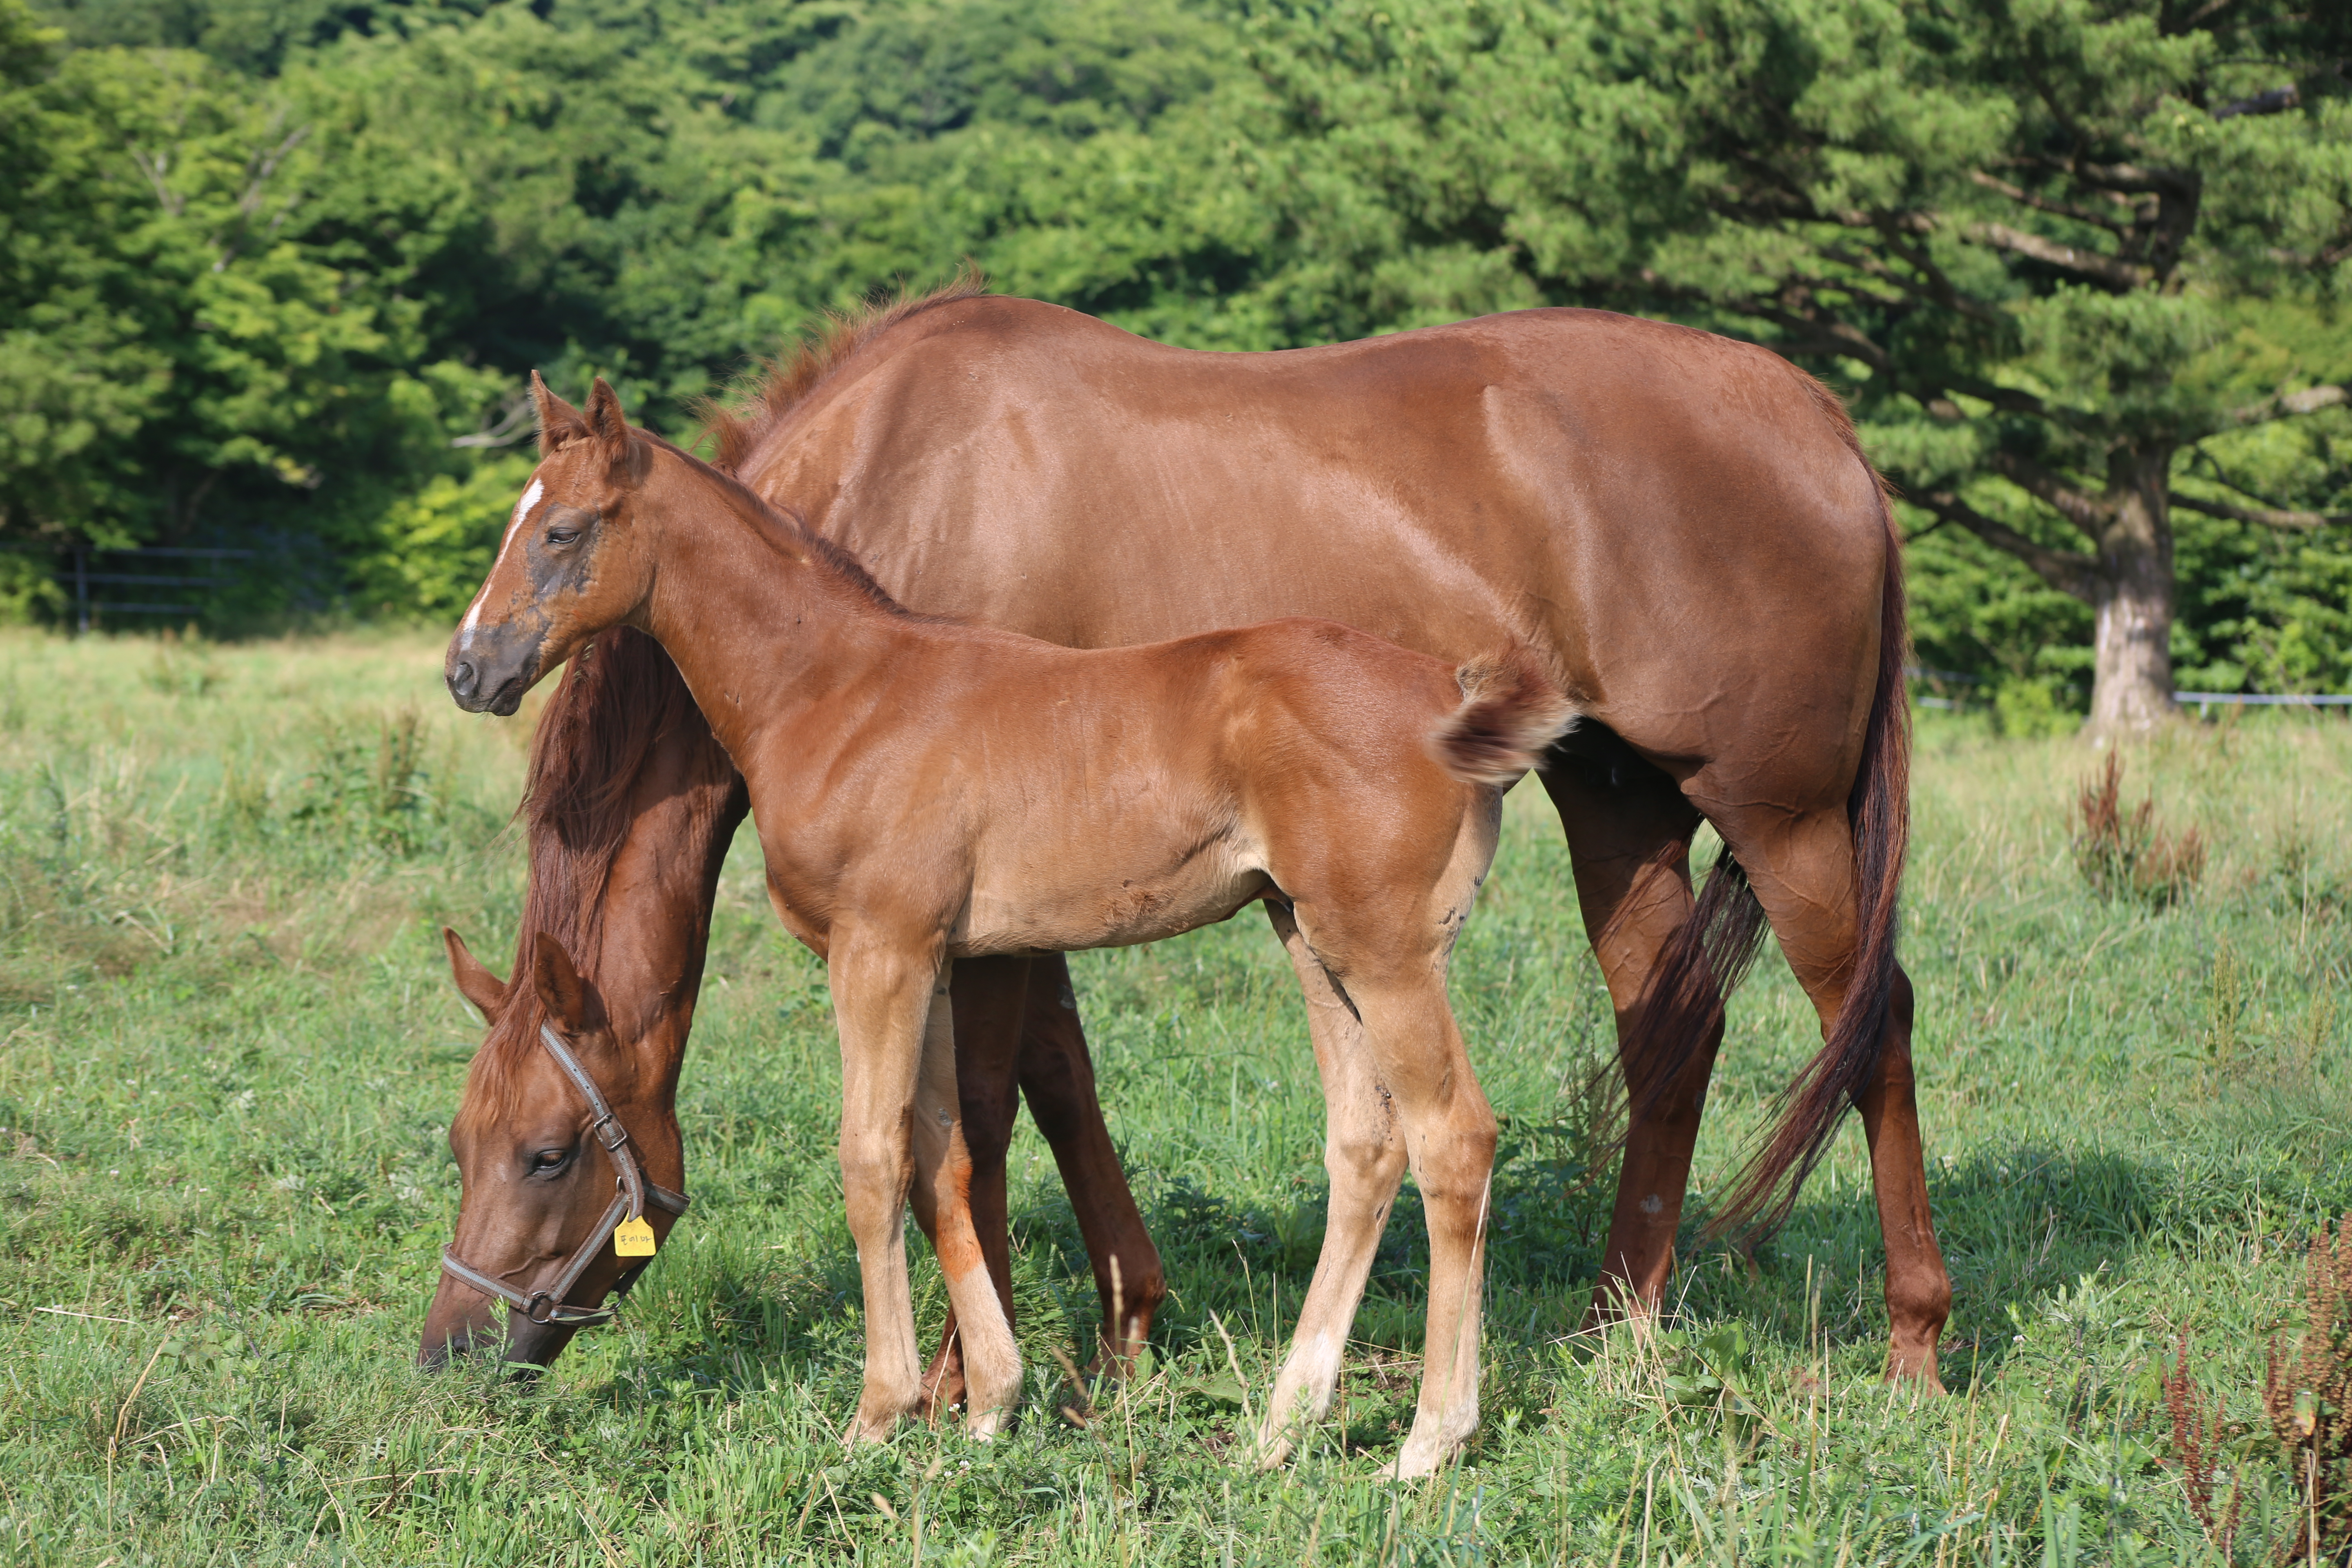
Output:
1855,965,1947,1383
1710,804,1950,1387
1016,953,1166,1376
1538,759,1721,1329
1253,901,1409,1469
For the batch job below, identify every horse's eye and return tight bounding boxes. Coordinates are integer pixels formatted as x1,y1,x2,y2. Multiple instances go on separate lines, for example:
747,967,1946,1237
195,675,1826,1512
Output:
546,527,581,546
532,1148,570,1172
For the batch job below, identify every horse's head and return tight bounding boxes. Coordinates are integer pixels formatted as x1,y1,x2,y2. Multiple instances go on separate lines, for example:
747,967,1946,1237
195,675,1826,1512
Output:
418,927,687,1369
445,375,656,716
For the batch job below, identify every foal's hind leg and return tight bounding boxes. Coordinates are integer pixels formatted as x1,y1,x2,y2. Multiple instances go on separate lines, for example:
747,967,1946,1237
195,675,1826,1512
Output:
1708,805,1950,1388
1538,762,1720,1330
1254,902,1408,1469
1340,970,1497,1479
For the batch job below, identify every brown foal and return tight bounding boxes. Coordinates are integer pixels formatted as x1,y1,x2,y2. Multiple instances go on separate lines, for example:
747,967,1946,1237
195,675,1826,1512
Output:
416,626,1162,1385
445,377,1572,1473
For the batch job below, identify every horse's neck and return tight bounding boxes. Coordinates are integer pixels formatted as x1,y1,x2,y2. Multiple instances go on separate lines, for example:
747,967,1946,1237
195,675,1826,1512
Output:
640,463,921,762
581,717,746,1078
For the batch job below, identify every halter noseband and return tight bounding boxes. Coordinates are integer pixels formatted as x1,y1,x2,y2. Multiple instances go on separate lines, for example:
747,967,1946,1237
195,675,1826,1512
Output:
440,1022,691,1328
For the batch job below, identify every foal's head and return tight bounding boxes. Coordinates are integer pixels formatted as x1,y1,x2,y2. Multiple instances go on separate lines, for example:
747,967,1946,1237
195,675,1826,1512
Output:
419,927,690,1368
445,374,673,716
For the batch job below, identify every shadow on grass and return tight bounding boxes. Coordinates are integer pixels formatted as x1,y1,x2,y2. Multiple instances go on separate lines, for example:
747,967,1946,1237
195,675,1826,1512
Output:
572,1102,2352,1414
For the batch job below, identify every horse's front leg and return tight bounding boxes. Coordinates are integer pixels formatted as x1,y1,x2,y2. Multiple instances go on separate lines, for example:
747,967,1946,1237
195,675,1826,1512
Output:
830,934,948,1444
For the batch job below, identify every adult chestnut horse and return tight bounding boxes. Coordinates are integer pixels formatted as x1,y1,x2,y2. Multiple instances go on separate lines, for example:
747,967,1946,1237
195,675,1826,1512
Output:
451,285,1950,1388
446,383,1572,1470
418,624,1163,1381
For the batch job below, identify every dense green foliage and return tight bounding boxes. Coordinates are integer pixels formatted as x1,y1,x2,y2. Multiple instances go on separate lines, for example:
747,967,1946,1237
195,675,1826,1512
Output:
4,631,2350,1561
1,0,2347,707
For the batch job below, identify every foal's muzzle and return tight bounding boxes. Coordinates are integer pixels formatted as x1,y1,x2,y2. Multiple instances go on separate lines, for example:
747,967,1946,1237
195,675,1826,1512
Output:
444,630,539,715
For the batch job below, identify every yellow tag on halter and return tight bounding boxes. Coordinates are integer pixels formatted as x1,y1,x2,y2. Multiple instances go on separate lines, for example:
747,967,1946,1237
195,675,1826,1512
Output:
613,1217,657,1258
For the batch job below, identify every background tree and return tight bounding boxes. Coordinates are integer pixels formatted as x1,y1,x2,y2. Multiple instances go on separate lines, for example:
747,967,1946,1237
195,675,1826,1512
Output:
8,0,2350,700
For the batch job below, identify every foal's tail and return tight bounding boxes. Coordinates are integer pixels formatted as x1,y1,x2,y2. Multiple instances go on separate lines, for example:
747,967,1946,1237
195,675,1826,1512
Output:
1429,645,1579,786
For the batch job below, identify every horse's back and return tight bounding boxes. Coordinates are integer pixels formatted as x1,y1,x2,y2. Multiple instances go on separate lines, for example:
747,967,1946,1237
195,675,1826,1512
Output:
751,296,1889,797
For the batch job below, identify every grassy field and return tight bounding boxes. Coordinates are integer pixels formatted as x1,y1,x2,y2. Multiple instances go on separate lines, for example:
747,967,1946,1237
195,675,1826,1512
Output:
1,626,2347,1566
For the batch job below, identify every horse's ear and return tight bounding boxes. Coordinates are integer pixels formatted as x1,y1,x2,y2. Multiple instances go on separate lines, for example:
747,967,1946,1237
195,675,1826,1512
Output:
443,926,510,1025
531,931,597,1033
532,370,589,455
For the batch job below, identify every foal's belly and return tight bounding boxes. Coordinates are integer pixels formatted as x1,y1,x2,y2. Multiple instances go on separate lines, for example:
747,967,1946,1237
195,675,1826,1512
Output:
951,847,1272,958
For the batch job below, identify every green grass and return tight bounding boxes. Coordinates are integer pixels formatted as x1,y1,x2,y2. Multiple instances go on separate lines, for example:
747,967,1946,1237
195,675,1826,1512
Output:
2,625,2348,1566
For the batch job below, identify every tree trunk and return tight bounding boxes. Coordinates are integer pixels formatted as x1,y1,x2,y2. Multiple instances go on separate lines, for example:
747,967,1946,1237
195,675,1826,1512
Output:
2086,444,2177,733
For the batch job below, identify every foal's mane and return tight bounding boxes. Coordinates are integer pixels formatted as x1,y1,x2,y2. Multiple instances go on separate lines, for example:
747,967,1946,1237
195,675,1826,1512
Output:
699,269,990,477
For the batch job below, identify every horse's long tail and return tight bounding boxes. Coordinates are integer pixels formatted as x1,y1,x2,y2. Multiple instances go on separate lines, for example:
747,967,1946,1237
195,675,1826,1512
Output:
1429,646,1578,786
1713,461,1912,1236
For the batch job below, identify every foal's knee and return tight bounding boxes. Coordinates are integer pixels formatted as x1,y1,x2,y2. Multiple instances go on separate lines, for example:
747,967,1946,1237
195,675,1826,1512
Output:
1326,1119,1407,1192
838,1129,913,1212
1416,1105,1498,1209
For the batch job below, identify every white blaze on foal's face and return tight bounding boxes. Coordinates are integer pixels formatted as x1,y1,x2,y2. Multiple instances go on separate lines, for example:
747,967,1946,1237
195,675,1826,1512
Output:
458,477,546,633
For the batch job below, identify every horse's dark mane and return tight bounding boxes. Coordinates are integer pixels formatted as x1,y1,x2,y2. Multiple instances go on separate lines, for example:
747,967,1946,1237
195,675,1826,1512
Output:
460,625,721,1118
698,269,990,479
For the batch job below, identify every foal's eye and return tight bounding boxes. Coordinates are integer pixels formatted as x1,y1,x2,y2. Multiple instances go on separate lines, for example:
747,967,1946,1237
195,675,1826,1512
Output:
532,1148,570,1172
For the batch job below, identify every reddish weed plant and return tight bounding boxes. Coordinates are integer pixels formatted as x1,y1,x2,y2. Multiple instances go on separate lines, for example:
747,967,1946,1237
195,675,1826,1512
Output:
2073,752,2206,906
2266,1215,2352,1565
2163,1329,2245,1561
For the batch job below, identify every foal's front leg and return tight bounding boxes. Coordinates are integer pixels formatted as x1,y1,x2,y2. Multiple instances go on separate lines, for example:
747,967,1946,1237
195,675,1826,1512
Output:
830,936,935,1442
906,960,1024,1435
832,938,1023,1444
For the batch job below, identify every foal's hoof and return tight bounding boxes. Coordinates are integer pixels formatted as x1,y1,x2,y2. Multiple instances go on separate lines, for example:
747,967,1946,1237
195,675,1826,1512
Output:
846,1402,905,1448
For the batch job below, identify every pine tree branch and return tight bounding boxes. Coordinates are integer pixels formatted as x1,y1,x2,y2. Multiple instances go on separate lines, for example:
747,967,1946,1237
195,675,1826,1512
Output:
2071,161,2200,202
2212,84,2299,120
2227,385,2349,426
1968,171,2128,234
1970,223,2152,289
1985,452,2116,536
1909,490,2099,600
2170,493,2348,529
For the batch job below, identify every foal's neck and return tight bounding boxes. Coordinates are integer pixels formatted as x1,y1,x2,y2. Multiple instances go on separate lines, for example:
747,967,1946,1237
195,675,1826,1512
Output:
637,446,927,758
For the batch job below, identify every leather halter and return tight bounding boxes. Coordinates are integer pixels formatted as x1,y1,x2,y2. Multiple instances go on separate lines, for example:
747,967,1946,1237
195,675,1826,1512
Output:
440,1023,691,1328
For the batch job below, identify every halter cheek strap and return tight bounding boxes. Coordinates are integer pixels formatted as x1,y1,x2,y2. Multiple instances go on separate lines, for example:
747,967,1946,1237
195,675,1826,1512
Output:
439,1023,691,1328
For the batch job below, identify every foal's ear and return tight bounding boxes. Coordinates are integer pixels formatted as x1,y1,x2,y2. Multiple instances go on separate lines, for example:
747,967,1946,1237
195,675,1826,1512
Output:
442,926,510,1025
582,376,648,484
531,931,598,1034
532,370,590,456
